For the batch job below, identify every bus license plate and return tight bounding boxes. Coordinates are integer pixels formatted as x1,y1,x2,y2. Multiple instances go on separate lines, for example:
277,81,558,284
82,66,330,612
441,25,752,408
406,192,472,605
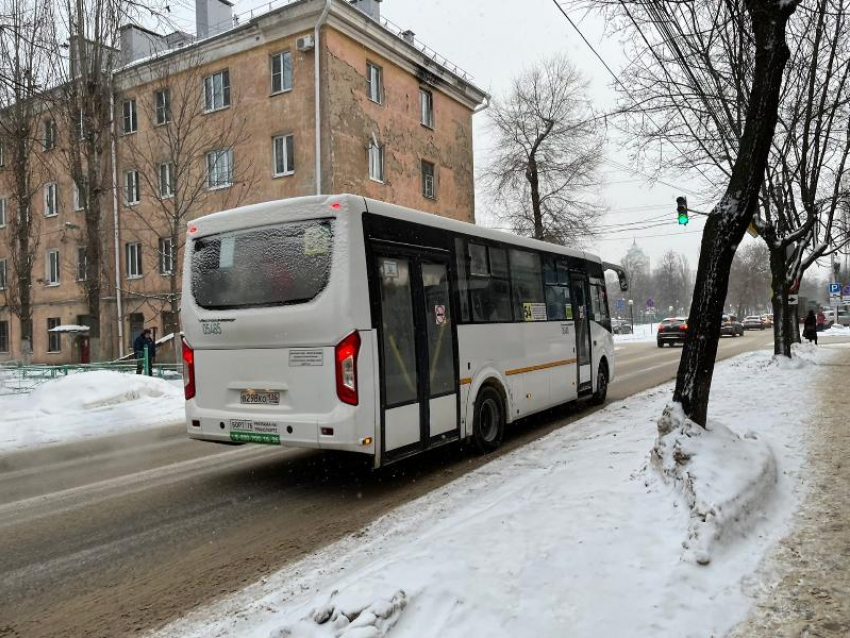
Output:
240,390,280,405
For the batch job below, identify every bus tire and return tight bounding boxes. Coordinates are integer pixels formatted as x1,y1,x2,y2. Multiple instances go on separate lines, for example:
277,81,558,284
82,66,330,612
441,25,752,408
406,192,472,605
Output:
590,361,609,406
472,385,505,454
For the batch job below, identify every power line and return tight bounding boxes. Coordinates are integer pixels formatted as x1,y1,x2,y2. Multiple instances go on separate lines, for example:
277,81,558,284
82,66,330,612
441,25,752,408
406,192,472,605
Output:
549,0,717,192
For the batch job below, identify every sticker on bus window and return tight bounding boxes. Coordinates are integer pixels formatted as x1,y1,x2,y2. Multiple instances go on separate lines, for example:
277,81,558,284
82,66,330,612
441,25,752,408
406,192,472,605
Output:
435,305,446,325
382,260,399,279
522,302,547,322
303,225,331,255
219,236,236,268
565,305,573,320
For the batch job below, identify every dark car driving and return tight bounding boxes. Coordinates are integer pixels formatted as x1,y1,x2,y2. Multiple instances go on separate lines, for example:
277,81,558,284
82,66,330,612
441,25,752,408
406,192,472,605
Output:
657,317,688,347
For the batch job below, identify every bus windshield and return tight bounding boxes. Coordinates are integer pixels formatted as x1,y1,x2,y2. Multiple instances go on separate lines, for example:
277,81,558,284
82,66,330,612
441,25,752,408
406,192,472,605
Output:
191,219,334,310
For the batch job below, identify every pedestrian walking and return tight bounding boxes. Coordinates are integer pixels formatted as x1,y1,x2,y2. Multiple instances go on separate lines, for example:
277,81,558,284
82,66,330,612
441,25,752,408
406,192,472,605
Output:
803,309,818,345
134,329,156,374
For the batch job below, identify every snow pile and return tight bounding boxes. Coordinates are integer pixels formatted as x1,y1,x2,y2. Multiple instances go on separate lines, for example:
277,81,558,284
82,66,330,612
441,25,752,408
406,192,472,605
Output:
275,590,408,638
817,324,850,338
653,403,776,565
152,346,840,638
0,371,184,453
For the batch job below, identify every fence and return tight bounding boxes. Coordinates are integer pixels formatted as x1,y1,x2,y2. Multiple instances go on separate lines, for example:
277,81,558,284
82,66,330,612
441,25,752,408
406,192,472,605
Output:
0,362,183,396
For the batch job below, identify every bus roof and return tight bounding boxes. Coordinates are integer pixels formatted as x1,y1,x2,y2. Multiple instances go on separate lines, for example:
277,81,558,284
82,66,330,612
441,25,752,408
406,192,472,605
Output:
188,194,601,264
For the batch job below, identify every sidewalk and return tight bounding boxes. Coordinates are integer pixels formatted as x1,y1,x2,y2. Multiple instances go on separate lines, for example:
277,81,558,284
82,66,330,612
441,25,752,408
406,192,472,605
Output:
730,344,850,636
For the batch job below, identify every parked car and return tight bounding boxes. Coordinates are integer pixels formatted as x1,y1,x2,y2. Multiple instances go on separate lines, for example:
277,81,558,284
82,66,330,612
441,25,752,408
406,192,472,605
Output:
743,316,766,330
657,317,688,347
611,319,633,335
720,314,744,337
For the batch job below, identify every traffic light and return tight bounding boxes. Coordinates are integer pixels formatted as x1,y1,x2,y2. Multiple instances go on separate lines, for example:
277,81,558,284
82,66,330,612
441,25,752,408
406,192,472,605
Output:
676,196,689,226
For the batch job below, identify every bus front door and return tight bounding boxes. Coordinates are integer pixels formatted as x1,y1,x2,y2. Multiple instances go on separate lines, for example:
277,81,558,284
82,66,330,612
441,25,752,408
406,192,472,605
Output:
374,250,459,461
570,274,593,394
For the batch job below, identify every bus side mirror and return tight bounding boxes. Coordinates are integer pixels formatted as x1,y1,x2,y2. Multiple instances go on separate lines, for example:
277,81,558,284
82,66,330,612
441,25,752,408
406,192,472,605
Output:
603,262,629,292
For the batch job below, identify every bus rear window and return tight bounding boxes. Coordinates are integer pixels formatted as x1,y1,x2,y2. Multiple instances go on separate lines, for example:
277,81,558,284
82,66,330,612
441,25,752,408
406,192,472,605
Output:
191,220,333,309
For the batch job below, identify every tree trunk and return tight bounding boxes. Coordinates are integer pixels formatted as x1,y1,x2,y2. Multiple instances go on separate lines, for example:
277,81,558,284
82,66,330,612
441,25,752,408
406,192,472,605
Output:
673,2,796,426
768,243,792,357
526,155,544,240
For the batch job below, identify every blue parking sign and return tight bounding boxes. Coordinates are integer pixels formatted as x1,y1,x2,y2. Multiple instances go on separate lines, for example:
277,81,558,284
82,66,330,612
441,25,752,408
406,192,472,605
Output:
828,283,841,295
616,298,625,310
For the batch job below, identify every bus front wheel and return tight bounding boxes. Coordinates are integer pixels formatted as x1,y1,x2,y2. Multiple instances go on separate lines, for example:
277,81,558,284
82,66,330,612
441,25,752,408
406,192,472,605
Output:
590,362,609,406
472,386,505,454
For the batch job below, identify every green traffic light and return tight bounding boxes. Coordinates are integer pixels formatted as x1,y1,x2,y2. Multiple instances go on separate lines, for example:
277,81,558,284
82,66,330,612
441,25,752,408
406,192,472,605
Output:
678,212,689,225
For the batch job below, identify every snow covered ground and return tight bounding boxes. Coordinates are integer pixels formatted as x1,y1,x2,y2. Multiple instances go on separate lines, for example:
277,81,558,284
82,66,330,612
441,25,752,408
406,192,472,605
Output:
0,370,184,453
817,323,850,338
152,344,841,638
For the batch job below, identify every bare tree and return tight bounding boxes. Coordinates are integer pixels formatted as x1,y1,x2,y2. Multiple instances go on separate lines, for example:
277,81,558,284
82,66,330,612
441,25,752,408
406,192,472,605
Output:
0,0,54,349
726,242,771,317
584,0,801,425
484,54,605,244
120,51,257,354
653,250,691,317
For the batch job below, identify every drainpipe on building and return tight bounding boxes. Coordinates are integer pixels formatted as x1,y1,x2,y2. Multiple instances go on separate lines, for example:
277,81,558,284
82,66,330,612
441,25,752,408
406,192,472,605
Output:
109,79,125,358
474,95,490,114
314,0,333,196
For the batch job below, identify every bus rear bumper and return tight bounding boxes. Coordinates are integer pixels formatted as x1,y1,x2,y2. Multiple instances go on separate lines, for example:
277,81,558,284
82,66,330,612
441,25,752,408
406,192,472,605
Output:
185,406,375,455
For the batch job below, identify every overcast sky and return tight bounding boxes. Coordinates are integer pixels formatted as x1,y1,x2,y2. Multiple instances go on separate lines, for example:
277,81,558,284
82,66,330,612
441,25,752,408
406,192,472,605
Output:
168,0,774,268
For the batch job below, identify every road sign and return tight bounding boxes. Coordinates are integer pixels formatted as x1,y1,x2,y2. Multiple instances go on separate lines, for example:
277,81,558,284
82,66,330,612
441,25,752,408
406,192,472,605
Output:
646,298,655,308
788,294,799,306
616,298,625,311
843,284,850,295
828,283,841,298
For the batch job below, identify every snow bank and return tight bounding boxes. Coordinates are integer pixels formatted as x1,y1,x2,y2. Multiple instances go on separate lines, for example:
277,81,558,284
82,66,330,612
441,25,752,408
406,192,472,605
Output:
0,371,184,453
653,404,777,565
152,346,839,638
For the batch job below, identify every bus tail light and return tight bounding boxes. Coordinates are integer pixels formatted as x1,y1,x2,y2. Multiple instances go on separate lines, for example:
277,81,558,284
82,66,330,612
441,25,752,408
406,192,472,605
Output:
182,338,196,400
335,331,361,405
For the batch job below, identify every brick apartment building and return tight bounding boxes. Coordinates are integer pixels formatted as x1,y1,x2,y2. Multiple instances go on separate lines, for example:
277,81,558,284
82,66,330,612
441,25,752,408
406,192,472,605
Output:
0,0,487,364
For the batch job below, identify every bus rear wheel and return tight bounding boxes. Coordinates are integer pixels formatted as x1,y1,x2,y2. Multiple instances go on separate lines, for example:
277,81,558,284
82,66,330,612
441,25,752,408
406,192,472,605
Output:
472,386,505,454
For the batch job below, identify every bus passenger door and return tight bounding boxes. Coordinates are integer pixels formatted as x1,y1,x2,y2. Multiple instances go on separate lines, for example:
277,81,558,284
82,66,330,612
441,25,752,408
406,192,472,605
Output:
374,250,459,462
570,274,593,393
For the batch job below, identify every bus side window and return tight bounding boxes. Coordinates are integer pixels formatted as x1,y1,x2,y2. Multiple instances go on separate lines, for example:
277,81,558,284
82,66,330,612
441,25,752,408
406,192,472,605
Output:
510,249,544,321
469,243,511,323
454,238,471,322
544,257,570,321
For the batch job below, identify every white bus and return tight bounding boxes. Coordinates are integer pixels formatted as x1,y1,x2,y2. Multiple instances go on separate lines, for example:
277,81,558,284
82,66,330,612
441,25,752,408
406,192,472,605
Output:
182,194,628,467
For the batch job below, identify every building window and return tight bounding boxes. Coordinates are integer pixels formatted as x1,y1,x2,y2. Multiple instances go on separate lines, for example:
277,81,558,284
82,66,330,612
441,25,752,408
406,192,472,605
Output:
0,258,7,289
270,51,292,94
126,241,142,278
366,63,383,104
203,69,231,112
43,118,56,150
162,311,179,339
44,182,58,217
45,249,60,285
368,139,384,182
420,89,434,128
128,312,145,349
73,181,86,211
47,317,61,353
124,170,140,205
159,162,175,198
159,236,175,275
155,89,170,125
123,99,137,134
0,198,6,227
272,134,295,176
207,148,233,189
77,246,87,281
0,321,8,353
421,160,436,199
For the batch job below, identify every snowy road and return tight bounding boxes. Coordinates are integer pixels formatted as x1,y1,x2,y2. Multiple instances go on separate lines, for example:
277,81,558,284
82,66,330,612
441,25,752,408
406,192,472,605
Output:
0,332,775,637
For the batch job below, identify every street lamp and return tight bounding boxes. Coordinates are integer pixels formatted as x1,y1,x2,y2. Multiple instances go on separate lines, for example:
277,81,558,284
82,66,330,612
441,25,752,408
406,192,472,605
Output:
628,299,634,331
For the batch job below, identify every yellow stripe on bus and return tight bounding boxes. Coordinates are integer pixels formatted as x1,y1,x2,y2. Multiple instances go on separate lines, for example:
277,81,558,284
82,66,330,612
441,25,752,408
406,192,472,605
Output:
505,359,577,376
